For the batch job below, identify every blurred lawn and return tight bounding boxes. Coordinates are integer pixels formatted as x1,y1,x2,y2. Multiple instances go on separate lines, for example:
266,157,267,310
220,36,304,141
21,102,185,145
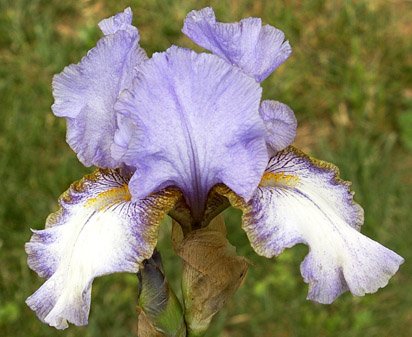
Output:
0,0,411,336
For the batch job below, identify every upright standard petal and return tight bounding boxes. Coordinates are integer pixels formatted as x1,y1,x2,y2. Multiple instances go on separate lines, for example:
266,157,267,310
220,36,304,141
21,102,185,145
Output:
216,147,404,304
98,7,137,36
182,7,292,82
26,170,180,329
114,46,268,220
259,100,297,153
52,8,147,168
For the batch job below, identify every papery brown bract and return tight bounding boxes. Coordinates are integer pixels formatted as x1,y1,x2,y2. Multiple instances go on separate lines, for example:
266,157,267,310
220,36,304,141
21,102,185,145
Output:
173,216,248,336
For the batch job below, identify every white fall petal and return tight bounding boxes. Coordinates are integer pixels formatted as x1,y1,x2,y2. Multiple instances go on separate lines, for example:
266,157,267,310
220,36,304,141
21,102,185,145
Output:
25,169,180,329
217,147,404,304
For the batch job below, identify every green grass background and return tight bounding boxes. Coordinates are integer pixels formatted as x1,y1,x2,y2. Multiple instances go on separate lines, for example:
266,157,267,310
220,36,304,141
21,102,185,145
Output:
0,0,411,336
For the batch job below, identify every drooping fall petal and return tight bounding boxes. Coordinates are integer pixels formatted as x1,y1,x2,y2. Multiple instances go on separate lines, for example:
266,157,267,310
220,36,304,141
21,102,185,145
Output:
216,147,404,304
26,169,180,329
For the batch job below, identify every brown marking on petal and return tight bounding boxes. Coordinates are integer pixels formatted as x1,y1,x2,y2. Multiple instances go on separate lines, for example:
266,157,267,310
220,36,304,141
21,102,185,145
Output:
203,147,363,259
43,169,182,262
211,184,257,245
286,146,352,188
168,197,193,234
284,146,363,228
131,187,182,262
212,184,253,222
199,188,231,228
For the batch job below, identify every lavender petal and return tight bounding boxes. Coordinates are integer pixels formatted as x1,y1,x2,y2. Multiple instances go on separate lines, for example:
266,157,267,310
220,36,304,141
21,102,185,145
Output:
182,7,292,82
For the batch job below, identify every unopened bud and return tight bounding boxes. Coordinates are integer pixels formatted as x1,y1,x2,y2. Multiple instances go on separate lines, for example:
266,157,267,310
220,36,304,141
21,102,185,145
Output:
137,251,186,337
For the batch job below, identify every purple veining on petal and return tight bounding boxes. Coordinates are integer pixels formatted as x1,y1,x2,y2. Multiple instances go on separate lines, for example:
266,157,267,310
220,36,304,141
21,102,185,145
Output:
25,169,179,329
52,8,147,168
182,7,292,82
242,147,404,303
114,46,268,220
265,147,363,228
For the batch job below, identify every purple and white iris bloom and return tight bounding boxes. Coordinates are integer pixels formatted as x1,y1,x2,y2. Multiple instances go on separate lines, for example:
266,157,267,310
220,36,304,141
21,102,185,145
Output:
26,7,403,329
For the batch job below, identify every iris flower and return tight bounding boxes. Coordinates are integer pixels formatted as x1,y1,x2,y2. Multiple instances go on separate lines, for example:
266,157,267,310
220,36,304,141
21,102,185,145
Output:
26,7,404,329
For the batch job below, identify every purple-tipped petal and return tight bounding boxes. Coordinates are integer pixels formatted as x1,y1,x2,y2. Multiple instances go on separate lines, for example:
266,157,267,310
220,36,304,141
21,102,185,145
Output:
114,46,268,219
222,147,403,303
26,170,180,329
259,100,297,153
182,7,292,82
52,8,147,168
